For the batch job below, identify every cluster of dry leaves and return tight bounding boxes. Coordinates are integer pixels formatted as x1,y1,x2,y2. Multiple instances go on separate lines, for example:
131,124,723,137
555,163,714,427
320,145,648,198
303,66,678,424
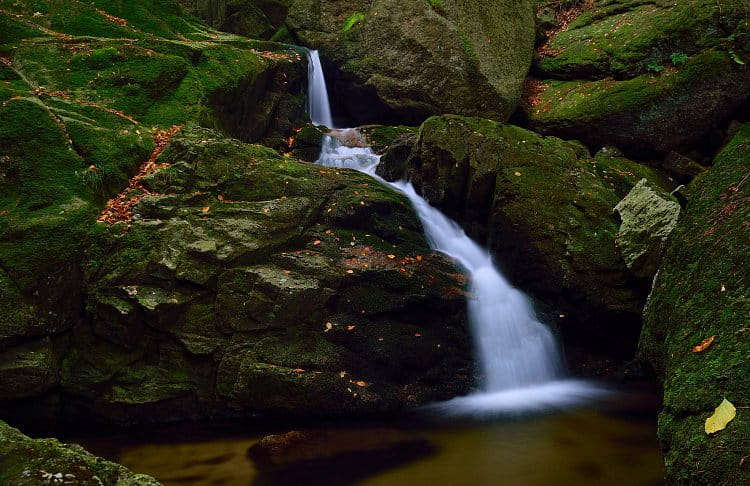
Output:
536,0,595,58
98,125,181,225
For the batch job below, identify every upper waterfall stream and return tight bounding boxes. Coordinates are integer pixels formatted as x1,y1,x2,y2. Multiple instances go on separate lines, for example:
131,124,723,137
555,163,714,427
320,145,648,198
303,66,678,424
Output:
306,51,603,416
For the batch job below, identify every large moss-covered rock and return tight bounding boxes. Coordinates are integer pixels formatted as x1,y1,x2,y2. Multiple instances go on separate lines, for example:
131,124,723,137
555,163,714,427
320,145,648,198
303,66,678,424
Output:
286,0,536,125
0,126,472,426
0,1,308,425
378,115,674,358
0,420,160,485
639,125,750,485
613,179,681,279
524,0,750,157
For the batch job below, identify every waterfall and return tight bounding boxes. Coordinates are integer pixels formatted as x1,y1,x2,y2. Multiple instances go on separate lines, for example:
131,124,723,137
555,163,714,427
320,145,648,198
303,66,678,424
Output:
306,50,334,128
305,51,602,416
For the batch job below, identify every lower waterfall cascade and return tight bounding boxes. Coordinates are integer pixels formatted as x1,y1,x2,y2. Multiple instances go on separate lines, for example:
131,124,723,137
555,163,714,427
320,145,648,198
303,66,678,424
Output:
306,50,604,416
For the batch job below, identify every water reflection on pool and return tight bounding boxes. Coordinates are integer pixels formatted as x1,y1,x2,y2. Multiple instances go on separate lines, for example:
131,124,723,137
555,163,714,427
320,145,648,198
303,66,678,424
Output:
76,391,664,486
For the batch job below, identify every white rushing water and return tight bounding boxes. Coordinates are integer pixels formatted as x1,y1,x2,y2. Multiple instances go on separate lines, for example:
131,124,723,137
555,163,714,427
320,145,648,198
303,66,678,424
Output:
306,51,603,417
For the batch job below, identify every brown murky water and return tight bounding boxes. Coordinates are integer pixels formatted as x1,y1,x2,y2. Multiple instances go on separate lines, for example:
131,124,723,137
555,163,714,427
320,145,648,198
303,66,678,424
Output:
76,390,664,486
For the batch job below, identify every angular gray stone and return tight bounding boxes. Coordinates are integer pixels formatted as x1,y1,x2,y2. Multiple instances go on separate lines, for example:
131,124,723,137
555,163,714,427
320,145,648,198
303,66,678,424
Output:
614,179,681,279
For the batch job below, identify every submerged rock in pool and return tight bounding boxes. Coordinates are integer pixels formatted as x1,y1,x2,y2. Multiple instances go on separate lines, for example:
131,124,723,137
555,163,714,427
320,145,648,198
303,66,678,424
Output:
248,428,436,485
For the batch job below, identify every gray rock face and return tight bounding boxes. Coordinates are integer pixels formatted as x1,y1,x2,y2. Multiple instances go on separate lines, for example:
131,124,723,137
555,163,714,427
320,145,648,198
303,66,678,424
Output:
614,179,681,279
286,0,535,125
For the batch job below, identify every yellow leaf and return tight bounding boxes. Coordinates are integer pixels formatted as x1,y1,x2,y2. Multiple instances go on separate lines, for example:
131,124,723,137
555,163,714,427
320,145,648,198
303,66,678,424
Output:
705,399,736,434
514,171,522,177
324,322,333,332
387,254,396,259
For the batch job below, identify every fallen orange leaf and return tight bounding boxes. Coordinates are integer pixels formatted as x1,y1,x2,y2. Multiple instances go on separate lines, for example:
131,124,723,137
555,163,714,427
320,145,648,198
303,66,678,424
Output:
693,335,716,353
201,206,210,213
355,381,366,387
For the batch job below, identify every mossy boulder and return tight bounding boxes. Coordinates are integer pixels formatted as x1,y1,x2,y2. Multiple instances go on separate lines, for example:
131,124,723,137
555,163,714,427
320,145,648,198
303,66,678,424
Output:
525,0,750,157
0,420,160,485
638,125,750,485
0,0,305,375
286,0,536,125
378,115,675,360
0,126,472,426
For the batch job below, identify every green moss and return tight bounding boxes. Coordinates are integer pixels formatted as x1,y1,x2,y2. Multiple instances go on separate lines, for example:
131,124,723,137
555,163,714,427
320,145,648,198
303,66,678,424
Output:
341,12,365,34
639,125,750,485
458,30,479,65
0,420,160,485
360,125,416,153
539,0,744,78
428,0,446,11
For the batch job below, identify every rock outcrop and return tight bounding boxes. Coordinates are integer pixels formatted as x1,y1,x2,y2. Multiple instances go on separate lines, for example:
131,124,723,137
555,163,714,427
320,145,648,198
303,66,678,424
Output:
0,420,160,485
0,127,473,427
524,0,750,157
613,179,681,279
639,125,750,485
0,1,308,388
378,115,675,358
286,0,536,125
0,2,472,428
